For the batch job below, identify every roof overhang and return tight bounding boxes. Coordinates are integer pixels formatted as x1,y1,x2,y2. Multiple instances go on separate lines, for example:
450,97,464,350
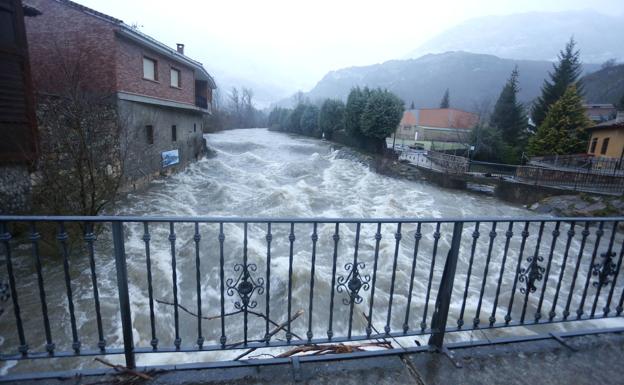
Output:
117,92,211,114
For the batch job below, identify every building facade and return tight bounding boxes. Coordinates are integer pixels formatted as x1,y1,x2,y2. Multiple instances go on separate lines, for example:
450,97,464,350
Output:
587,112,624,160
394,108,478,148
0,0,39,214
24,0,216,190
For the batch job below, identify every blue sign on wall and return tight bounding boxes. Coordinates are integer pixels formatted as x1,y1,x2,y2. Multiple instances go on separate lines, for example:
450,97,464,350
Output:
161,149,180,168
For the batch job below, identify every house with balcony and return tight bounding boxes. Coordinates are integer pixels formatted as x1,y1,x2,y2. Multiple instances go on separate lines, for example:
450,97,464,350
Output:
23,0,216,189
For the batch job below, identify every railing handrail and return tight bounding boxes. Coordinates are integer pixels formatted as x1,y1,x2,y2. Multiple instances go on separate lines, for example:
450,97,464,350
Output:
2,215,624,378
2,215,624,223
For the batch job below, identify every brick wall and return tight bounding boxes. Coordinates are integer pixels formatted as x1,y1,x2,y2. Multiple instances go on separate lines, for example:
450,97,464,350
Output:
25,0,197,106
115,36,195,105
24,0,118,94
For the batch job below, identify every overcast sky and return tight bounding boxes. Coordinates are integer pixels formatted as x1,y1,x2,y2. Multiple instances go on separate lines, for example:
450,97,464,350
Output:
80,0,624,92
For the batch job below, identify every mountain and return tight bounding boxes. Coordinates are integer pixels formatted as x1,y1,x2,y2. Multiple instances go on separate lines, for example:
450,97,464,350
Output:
291,51,600,111
405,11,624,64
582,63,624,105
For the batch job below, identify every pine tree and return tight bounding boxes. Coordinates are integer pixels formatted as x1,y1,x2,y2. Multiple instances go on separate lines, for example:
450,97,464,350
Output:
289,104,306,133
319,99,345,139
531,38,583,126
300,105,320,137
527,85,591,156
490,66,528,146
439,89,450,108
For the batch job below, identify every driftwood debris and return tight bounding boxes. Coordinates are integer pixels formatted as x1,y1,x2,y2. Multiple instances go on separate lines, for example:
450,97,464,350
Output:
234,309,305,360
92,358,154,384
277,342,393,358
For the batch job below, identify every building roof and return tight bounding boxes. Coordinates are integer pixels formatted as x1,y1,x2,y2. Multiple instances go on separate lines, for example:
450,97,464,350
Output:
588,112,624,131
583,103,616,109
400,108,478,129
49,0,216,88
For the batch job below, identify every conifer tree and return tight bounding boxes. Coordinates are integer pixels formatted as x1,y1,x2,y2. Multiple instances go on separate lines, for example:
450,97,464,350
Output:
345,87,370,136
439,89,450,108
618,93,624,111
360,89,404,140
527,85,590,156
490,66,527,146
319,99,345,139
531,38,583,126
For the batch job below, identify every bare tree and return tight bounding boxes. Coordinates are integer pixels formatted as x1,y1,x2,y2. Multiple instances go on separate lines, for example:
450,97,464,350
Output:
31,44,126,216
228,87,241,126
241,87,254,127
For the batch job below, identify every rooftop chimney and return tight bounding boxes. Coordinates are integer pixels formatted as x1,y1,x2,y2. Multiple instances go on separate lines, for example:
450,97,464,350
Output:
176,43,185,54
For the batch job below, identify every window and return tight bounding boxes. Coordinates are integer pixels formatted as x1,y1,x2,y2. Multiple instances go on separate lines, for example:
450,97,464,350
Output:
143,57,157,80
590,138,598,153
171,125,177,142
170,68,181,88
601,137,610,155
146,125,154,145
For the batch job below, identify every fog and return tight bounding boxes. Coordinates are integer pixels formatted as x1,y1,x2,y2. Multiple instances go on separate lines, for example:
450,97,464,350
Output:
79,0,624,105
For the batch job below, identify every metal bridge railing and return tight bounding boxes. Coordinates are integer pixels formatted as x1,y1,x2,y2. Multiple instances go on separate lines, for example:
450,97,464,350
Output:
398,150,624,194
0,216,623,376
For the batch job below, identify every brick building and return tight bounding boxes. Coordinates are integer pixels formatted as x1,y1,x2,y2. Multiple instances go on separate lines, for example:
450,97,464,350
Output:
393,108,479,147
24,0,216,189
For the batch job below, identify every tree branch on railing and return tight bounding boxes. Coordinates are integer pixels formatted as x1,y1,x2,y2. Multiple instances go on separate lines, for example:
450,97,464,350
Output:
93,357,154,382
360,312,406,349
276,342,393,358
156,298,304,345
155,298,302,338
233,309,305,360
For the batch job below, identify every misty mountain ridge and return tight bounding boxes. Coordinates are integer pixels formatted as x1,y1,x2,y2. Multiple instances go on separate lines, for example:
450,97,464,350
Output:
405,10,624,63
281,51,601,111
582,63,624,106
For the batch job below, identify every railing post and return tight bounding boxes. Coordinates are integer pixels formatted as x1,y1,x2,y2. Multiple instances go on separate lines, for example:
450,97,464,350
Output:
428,222,463,349
112,221,135,369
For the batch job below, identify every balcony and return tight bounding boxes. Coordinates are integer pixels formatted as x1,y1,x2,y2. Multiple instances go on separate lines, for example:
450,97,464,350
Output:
195,79,211,113
195,94,208,109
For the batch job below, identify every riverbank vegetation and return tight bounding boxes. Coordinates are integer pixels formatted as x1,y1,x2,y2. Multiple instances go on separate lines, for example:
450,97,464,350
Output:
268,87,404,154
204,87,266,132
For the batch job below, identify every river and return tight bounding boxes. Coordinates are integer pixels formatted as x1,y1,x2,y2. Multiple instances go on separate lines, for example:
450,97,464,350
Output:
1,128,621,374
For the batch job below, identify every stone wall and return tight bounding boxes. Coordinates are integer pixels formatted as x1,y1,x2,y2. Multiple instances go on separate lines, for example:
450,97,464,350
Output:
0,165,31,214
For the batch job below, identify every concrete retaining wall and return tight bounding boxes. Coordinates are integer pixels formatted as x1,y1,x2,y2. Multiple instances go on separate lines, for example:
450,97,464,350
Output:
118,99,205,191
